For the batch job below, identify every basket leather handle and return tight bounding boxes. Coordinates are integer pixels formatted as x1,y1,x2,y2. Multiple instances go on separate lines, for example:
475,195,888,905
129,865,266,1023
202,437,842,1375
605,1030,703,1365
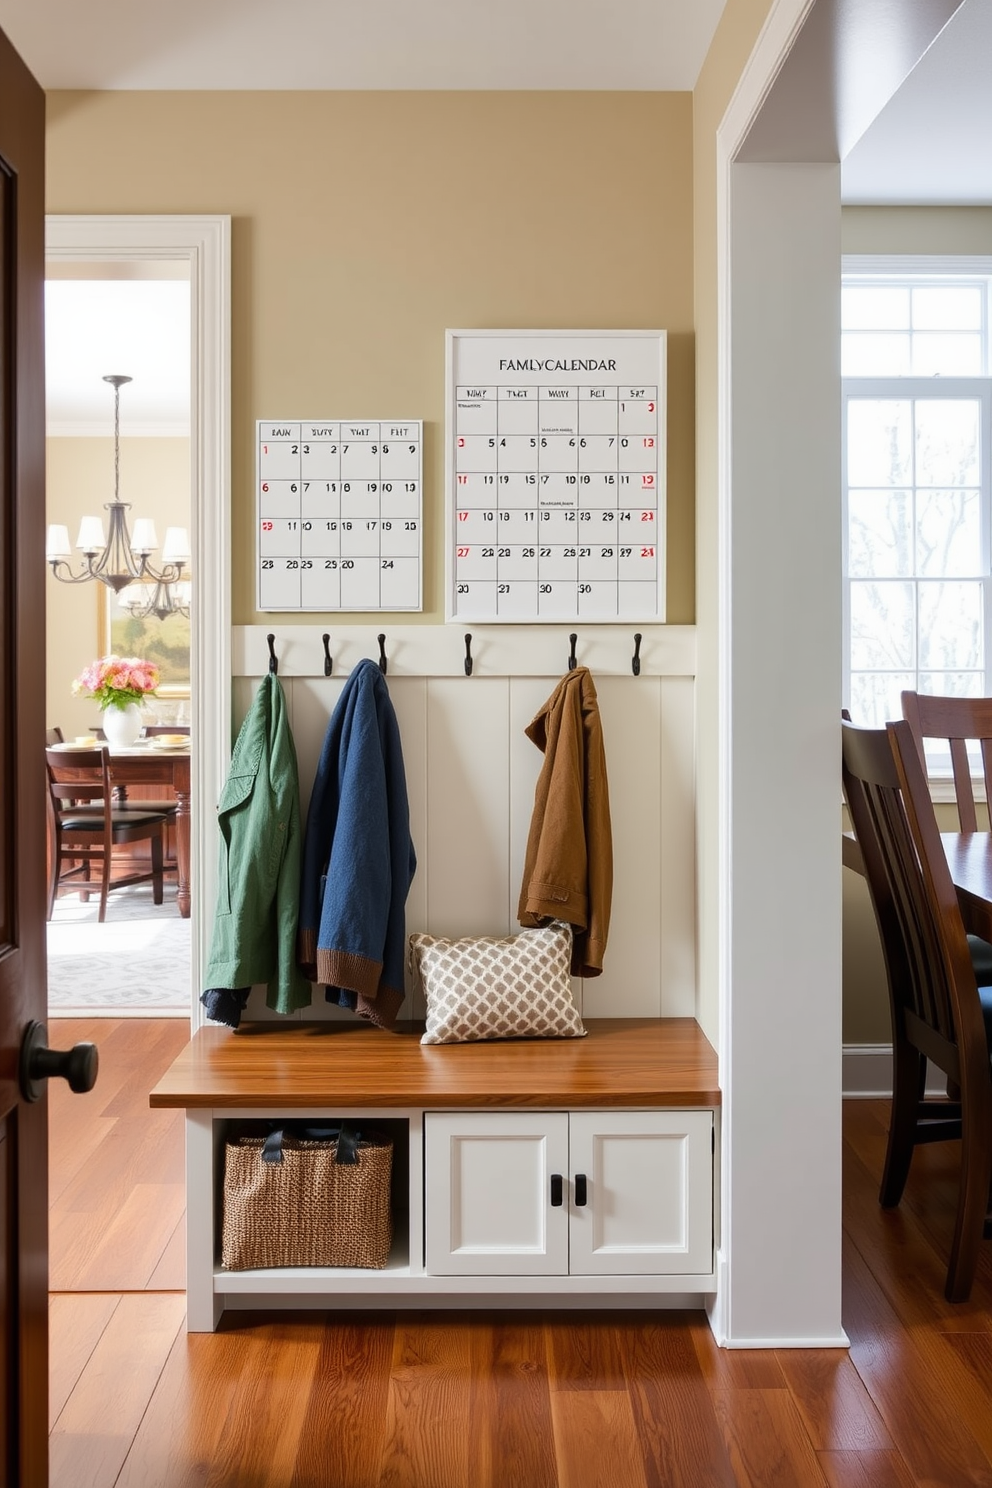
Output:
335,1123,360,1165
261,1123,361,1166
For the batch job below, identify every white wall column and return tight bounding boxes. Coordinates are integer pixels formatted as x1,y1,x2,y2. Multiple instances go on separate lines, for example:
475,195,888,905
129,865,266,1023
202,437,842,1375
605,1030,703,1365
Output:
714,161,846,1346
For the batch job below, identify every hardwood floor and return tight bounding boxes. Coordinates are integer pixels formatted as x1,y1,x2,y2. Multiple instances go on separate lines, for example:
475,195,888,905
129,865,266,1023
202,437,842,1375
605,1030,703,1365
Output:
48,1018,992,1488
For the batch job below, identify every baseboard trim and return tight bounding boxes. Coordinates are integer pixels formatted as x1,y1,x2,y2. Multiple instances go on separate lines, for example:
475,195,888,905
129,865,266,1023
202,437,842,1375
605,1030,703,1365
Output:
48,1005,188,1019
720,1332,850,1349
843,1043,946,1099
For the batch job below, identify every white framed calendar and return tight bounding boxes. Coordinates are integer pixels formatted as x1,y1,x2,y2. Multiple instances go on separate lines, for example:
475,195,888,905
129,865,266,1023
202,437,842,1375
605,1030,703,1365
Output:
445,330,666,624
256,419,423,612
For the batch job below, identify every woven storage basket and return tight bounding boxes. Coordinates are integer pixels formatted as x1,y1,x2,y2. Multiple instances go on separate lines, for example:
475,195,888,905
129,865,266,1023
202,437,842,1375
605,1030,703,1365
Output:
221,1124,393,1270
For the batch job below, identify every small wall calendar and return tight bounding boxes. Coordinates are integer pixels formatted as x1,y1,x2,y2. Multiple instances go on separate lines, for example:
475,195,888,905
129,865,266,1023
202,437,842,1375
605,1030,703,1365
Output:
445,330,666,624
256,420,423,612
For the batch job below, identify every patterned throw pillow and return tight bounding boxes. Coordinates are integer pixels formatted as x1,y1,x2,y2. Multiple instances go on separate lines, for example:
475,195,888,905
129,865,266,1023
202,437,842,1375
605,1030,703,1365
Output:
410,920,586,1045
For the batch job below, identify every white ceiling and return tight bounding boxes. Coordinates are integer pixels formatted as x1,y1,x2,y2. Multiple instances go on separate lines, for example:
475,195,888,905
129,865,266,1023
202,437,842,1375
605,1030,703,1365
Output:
0,0,726,92
45,278,191,436
840,0,992,205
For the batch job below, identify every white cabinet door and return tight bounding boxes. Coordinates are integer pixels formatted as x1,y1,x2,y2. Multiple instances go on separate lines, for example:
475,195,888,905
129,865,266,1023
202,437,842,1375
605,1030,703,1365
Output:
425,1112,569,1276
568,1111,713,1275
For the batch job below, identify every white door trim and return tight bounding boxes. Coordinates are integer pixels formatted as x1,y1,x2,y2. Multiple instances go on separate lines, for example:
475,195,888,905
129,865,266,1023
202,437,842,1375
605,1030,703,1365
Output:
45,214,231,1018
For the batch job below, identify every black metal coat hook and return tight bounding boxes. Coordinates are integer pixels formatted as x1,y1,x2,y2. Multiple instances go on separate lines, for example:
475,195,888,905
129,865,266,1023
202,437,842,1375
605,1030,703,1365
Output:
632,633,642,677
568,633,578,671
322,634,333,677
464,633,473,676
377,633,388,674
266,634,278,674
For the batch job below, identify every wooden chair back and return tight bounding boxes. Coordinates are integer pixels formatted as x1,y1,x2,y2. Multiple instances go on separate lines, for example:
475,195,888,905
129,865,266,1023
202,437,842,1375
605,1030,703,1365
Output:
901,690,992,831
44,745,165,922
841,716,992,1300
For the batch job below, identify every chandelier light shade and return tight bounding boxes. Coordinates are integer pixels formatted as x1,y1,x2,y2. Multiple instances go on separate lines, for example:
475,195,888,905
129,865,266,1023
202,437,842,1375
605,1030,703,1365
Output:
46,374,190,596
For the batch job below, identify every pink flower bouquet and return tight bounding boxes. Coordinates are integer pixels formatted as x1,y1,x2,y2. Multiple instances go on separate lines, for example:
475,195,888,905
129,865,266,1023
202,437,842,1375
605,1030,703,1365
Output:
72,655,160,710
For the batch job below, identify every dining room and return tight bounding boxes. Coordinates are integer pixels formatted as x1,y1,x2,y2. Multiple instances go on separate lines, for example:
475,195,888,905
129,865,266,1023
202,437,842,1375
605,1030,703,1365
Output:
43,262,193,1019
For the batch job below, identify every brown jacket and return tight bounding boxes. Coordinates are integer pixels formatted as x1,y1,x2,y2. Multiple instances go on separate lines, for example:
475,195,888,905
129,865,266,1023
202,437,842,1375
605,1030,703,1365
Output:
517,666,613,977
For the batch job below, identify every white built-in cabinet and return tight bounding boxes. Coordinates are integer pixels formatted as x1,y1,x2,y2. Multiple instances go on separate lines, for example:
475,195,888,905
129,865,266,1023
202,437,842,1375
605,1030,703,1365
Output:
425,1110,713,1278
183,1095,716,1331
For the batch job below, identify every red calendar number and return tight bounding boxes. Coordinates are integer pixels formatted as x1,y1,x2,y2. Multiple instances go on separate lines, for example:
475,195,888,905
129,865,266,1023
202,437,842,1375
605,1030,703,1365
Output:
642,474,655,488
261,481,269,492
458,511,469,522
458,437,465,448
641,546,655,558
648,402,656,413
640,511,655,521
457,546,470,557
457,474,468,485
261,521,274,531
642,437,655,449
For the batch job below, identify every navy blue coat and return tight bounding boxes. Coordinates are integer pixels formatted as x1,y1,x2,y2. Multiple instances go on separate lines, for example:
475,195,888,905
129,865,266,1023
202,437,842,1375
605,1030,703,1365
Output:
297,659,416,1030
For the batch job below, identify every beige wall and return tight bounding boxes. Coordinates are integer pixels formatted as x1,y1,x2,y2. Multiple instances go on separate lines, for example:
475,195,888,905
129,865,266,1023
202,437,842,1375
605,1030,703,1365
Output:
843,206,992,255
46,91,697,627
46,436,190,738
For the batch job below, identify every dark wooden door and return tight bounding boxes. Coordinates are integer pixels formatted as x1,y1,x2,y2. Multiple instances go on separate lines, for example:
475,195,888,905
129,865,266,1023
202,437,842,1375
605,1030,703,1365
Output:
0,24,49,1488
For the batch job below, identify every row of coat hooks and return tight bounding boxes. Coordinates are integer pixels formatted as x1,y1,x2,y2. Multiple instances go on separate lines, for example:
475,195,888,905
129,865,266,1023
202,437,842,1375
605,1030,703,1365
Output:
268,631,391,677
266,630,645,678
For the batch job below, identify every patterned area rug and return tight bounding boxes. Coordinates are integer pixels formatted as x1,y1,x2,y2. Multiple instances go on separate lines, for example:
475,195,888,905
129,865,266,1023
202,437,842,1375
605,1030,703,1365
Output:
47,885,190,1016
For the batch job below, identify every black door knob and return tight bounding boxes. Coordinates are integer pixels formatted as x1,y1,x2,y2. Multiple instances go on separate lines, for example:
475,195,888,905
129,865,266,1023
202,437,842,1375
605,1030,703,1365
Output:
19,1020,98,1103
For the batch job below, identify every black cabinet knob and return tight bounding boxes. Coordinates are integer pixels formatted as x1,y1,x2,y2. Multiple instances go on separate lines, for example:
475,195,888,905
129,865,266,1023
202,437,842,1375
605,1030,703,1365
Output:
550,1172,563,1207
19,1021,98,1103
574,1173,588,1207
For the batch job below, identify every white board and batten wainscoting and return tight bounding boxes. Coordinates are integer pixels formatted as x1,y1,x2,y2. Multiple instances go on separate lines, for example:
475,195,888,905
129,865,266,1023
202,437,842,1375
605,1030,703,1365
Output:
225,622,697,1027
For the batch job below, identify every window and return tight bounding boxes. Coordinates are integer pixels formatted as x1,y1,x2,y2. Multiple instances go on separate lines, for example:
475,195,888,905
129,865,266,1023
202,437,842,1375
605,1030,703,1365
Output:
843,259,992,728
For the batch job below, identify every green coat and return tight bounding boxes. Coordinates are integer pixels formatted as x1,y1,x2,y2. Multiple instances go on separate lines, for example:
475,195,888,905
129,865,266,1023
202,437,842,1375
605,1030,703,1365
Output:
203,672,312,1015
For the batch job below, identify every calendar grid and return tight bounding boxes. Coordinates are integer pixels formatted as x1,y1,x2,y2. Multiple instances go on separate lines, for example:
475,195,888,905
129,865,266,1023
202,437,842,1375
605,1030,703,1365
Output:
257,420,423,613
446,332,666,624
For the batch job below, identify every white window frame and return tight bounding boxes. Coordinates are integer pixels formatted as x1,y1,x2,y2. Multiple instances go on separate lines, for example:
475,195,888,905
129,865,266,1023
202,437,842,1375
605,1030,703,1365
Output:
841,255,992,745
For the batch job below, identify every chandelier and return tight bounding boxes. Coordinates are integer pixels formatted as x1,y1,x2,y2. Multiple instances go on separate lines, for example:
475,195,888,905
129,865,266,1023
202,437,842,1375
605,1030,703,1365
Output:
45,374,190,596
118,576,192,623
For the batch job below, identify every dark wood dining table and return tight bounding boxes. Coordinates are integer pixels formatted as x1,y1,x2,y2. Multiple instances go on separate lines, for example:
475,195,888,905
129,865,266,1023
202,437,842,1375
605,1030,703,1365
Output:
938,833,992,943
107,743,191,918
843,829,992,943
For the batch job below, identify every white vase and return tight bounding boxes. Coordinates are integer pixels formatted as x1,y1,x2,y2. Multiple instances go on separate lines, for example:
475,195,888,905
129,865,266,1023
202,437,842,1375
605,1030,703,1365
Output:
102,702,143,749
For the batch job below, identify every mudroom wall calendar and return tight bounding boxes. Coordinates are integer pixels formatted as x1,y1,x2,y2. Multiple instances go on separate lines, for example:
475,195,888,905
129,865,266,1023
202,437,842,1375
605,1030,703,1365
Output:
446,330,666,624
256,420,423,611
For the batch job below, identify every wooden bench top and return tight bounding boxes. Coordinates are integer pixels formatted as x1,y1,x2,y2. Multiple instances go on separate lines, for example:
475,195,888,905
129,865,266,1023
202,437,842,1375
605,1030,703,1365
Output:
150,1017,720,1110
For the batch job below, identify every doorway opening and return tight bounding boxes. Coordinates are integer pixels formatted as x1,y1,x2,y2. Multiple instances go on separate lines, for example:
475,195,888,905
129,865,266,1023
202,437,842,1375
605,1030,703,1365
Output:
44,261,192,1015
44,211,232,1024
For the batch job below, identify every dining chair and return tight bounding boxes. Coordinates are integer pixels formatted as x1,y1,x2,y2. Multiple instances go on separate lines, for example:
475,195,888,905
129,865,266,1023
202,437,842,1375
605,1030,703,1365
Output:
901,690,992,832
842,716,992,1302
901,690,992,985
45,726,64,745
45,745,167,922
